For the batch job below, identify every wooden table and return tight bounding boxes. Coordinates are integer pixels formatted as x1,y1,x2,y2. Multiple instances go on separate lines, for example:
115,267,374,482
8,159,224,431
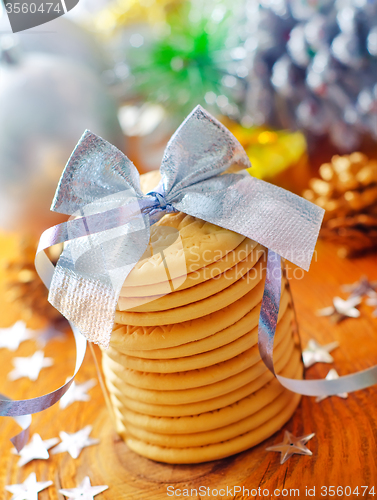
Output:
1,235,377,500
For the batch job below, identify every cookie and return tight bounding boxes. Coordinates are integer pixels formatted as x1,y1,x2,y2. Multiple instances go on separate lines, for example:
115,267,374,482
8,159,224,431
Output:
110,278,267,351
121,381,297,448
104,306,293,373
120,238,260,298
123,212,246,287
113,288,289,359
124,390,301,463
114,349,301,434
115,260,266,325
102,318,294,392
117,244,265,312
106,330,296,417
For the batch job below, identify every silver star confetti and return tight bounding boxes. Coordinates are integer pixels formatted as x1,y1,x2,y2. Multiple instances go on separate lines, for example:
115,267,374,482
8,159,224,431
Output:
11,433,59,467
266,431,315,464
34,326,66,348
0,321,34,351
60,379,97,410
302,339,339,368
51,425,99,459
316,369,348,403
59,476,108,499
5,472,52,500
8,351,53,381
317,296,361,322
366,291,377,317
342,276,377,298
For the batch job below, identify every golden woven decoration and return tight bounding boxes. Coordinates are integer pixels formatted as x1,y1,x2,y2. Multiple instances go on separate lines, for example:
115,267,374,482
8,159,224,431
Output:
3,236,63,323
303,152,377,257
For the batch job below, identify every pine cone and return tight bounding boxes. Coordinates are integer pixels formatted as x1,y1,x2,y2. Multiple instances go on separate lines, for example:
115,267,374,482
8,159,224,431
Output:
241,0,377,152
304,152,377,256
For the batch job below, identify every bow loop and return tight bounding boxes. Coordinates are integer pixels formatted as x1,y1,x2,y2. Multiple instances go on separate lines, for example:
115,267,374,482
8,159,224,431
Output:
159,106,251,198
51,130,143,216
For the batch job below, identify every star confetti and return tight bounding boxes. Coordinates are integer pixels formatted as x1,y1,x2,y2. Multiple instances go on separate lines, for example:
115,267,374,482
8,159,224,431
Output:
302,339,339,368
366,291,377,317
315,369,348,403
11,433,59,467
8,351,53,381
34,326,66,347
51,425,99,459
0,321,34,351
59,476,108,499
342,276,377,298
317,296,361,322
60,379,97,410
5,472,52,500
266,431,315,464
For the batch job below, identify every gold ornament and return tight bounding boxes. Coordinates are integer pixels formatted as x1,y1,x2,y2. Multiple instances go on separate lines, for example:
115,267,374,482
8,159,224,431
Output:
303,152,377,257
3,236,63,323
223,120,307,179
91,0,181,35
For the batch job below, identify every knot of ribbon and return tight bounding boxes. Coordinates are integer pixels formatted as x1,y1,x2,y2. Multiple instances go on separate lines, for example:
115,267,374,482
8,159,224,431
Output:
5,105,377,453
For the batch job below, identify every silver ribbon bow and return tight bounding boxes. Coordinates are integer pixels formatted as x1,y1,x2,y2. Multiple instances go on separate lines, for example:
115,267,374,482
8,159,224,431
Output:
8,106,377,452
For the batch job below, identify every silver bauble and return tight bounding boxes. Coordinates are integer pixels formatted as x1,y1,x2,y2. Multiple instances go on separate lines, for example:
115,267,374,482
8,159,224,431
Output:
0,50,124,235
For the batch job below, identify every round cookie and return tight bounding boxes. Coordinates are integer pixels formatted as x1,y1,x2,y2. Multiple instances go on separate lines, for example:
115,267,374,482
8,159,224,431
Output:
115,260,266,325
115,351,301,434
123,212,246,287
114,290,290,359
105,306,293,373
111,278,266,351
120,238,260,297
102,324,294,392
125,390,302,463
107,334,296,417
121,382,296,448
117,244,264,312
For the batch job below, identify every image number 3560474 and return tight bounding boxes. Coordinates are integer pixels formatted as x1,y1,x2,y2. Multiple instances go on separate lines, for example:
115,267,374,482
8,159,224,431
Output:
3,0,79,32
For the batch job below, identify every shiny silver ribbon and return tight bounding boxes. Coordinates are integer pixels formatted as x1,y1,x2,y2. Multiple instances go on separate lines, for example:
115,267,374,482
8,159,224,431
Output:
2,105,376,451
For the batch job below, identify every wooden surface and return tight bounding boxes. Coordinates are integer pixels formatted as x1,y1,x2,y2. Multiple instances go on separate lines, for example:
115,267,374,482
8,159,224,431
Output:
1,235,377,500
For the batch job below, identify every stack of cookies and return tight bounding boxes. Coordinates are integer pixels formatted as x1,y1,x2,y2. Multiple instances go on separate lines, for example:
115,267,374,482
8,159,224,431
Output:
101,172,303,464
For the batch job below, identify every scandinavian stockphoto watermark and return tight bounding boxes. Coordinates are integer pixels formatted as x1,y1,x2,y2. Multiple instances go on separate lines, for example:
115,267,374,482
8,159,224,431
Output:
2,0,79,32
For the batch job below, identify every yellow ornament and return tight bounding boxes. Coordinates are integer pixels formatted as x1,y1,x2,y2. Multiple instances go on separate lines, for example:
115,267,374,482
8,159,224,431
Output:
91,0,181,34
223,120,307,181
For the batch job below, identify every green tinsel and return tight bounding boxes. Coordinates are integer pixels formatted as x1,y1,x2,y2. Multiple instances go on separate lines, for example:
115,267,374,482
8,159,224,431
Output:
125,0,242,118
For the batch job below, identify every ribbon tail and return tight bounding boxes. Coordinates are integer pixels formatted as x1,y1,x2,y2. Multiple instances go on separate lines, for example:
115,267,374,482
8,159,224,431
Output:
259,252,377,397
258,249,281,375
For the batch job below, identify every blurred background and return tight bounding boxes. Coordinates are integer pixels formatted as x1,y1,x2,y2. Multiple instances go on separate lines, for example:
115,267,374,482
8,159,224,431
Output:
0,0,376,325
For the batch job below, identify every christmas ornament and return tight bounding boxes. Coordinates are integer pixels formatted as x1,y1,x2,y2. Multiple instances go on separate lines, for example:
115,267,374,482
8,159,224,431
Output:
59,477,108,500
91,0,179,34
317,296,361,322
59,379,97,410
0,40,124,236
366,292,377,317
266,431,315,464
316,369,348,403
8,351,53,382
12,433,59,467
303,153,377,257
342,276,377,298
0,321,34,351
3,236,63,324
117,1,243,120
241,0,377,151
5,472,52,500
51,426,99,459
302,339,339,369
